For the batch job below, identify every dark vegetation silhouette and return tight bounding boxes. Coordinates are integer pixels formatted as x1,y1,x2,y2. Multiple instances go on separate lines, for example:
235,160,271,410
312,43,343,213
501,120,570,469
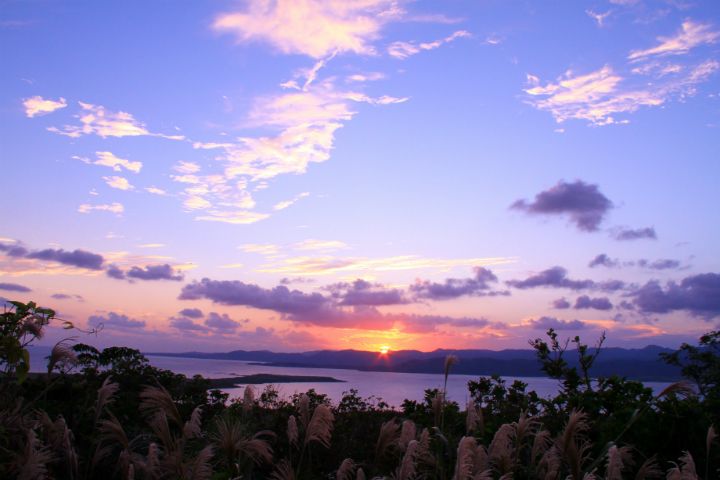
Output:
1,300,718,479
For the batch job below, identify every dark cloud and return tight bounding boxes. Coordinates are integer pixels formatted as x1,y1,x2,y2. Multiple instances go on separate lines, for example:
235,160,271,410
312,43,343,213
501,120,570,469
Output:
323,279,375,295
51,293,84,301
506,266,594,291
0,243,29,257
204,312,240,332
589,254,619,268
179,279,330,316
510,180,613,232
179,308,204,319
613,227,657,241
638,259,681,270
169,317,209,332
339,289,408,306
628,273,720,319
618,300,635,310
596,280,626,292
88,312,146,329
574,295,613,310
180,278,395,330
552,297,571,309
127,264,184,281
280,277,315,285
322,279,409,306
25,248,105,270
410,267,508,300
526,316,586,330
0,282,32,293
105,265,126,280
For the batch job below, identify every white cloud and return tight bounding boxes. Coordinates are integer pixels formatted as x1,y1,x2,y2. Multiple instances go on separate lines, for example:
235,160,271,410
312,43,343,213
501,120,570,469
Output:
77,203,124,214
273,192,310,210
387,41,420,59
629,20,720,60
239,244,281,254
184,196,213,210
172,175,201,184
525,60,719,125
254,254,517,276
23,96,67,117
74,151,142,173
586,10,612,27
222,82,355,182
387,30,471,59
218,263,244,268
293,239,348,250
212,0,402,59
137,244,165,248
195,211,270,225
48,102,185,139
172,161,201,174
345,72,386,82
192,142,234,149
146,187,167,195
103,176,134,190
631,61,684,76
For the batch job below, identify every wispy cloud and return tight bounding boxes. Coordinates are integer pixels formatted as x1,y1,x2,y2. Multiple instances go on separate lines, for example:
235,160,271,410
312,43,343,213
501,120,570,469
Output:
212,0,402,59
194,211,270,225
525,19,720,125
192,142,234,150
137,244,165,248
172,161,201,173
103,176,134,190
183,196,213,210
74,151,142,173
273,192,310,210
345,72,386,82
387,30,471,59
23,96,67,117
292,240,348,251
77,203,124,214
628,20,720,60
586,10,612,27
48,102,185,139
146,187,167,195
254,254,516,276
525,60,718,125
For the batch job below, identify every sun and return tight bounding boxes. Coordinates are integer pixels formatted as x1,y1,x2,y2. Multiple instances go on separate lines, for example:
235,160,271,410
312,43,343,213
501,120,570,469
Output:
380,346,389,354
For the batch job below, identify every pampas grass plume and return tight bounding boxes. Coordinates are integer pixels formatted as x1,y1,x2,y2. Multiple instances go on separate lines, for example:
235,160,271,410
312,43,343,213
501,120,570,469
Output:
243,385,255,414
376,418,400,463
337,458,356,480
304,404,334,448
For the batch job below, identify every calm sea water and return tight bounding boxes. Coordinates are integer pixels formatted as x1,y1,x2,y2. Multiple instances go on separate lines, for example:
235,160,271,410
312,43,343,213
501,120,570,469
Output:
144,355,673,410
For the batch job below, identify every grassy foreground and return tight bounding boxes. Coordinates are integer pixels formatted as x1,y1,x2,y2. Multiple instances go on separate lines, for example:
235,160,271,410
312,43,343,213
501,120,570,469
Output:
1,301,719,479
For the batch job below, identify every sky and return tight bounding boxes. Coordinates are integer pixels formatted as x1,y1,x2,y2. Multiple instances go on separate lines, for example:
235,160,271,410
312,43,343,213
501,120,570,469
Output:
1,0,719,354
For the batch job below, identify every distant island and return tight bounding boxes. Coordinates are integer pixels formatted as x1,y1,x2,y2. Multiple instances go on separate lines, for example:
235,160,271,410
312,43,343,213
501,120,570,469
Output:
148,345,684,382
207,374,345,388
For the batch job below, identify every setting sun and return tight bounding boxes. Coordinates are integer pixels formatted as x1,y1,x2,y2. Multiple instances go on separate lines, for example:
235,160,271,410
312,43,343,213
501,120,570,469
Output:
380,346,389,354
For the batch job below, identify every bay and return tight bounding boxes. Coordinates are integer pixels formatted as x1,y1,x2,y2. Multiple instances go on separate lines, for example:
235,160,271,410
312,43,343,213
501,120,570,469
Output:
145,355,674,410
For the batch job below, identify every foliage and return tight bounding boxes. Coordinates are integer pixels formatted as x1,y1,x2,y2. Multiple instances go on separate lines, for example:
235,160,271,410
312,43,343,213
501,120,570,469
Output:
660,330,719,411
